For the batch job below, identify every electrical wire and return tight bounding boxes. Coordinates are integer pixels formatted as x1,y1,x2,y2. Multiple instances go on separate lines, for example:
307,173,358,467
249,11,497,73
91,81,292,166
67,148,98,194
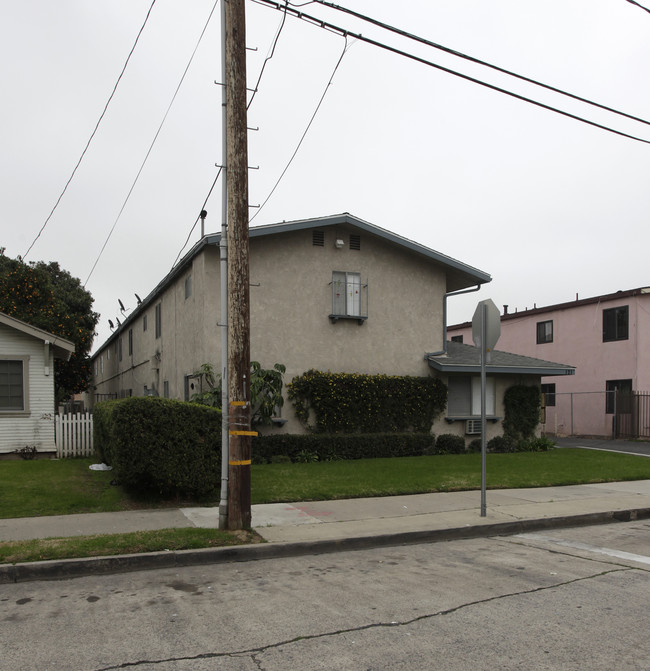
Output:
84,0,220,287
247,1,289,110
625,0,650,15
309,0,650,128
249,37,350,223
171,168,222,269
253,0,650,145
23,0,158,261
170,2,289,264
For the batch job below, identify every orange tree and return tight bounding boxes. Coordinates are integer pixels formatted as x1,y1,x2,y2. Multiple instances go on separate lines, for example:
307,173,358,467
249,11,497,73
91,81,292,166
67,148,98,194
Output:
0,251,99,402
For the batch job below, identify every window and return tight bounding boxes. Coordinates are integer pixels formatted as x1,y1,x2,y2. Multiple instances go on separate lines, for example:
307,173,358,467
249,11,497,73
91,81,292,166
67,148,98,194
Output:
143,314,148,332
184,274,192,299
0,358,27,412
128,329,133,356
163,380,170,398
118,337,123,362
155,303,162,339
606,379,632,414
603,306,628,342
330,271,367,321
451,335,463,343
536,320,553,344
541,383,556,407
312,230,324,246
447,376,496,417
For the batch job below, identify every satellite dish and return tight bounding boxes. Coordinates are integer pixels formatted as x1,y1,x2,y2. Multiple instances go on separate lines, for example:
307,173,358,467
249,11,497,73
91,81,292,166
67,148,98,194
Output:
118,299,126,312
135,293,142,305
108,319,115,329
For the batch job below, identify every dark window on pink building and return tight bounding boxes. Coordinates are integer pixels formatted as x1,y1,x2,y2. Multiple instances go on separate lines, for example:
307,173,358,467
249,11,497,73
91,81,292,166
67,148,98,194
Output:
536,320,553,344
603,306,628,342
605,379,632,414
541,383,556,406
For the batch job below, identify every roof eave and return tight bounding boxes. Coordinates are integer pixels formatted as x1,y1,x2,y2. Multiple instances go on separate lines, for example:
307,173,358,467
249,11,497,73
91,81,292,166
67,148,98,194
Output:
427,360,576,376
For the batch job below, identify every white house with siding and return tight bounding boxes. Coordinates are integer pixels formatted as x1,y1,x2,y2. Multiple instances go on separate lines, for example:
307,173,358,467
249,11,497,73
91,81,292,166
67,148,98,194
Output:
0,313,75,455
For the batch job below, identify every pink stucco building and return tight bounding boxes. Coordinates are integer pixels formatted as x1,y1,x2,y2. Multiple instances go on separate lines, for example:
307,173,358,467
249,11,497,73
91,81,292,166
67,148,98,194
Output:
448,287,650,439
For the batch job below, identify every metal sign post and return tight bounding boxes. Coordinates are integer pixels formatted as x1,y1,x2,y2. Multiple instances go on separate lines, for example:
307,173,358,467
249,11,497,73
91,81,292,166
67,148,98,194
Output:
472,299,501,517
480,303,487,516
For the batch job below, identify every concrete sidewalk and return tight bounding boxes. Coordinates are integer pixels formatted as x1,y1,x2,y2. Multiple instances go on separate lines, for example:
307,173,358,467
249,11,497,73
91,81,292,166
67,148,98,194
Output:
2,480,650,546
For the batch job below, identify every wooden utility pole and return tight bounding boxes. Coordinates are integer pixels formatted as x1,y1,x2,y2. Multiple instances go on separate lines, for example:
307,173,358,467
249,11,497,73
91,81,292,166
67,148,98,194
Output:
225,0,252,530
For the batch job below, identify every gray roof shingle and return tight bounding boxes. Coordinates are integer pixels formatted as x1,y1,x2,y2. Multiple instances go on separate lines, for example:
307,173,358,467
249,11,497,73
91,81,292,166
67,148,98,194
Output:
427,341,575,376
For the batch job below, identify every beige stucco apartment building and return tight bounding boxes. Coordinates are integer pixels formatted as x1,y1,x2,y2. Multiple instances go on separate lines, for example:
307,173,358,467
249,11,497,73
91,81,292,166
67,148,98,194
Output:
91,214,573,439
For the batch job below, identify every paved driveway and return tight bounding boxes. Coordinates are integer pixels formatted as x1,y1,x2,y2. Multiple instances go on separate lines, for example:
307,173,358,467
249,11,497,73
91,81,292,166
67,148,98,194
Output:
554,436,650,457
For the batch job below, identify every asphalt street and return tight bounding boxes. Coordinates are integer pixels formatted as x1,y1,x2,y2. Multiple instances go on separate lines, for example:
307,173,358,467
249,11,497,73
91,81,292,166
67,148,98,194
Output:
554,436,650,457
2,519,649,670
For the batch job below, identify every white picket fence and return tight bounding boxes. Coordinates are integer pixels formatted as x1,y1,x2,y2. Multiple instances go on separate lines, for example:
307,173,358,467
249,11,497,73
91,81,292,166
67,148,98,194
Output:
55,412,94,458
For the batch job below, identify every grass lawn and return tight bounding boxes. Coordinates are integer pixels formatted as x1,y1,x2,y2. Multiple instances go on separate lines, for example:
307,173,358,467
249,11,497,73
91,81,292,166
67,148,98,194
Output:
250,449,650,503
0,457,219,519
0,528,259,565
2,448,650,564
2,449,650,518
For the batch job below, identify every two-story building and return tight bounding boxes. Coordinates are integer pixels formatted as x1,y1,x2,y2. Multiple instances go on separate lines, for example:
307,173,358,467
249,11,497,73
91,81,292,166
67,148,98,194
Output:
91,213,574,440
448,287,650,439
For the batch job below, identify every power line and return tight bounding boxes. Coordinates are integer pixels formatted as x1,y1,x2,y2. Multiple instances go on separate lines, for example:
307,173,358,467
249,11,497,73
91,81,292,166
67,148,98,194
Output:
249,37,350,223
309,0,650,129
171,4,289,262
625,0,650,15
254,0,650,145
23,0,158,261
84,0,220,287
247,1,289,110
171,168,222,269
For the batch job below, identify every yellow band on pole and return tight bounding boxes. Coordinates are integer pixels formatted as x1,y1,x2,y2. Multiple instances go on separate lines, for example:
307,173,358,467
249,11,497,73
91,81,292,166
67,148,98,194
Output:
229,430,258,436
229,459,252,466
230,401,247,406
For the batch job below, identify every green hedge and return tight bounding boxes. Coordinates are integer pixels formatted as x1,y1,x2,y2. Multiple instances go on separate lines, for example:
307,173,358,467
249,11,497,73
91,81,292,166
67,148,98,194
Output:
252,432,435,464
287,370,447,433
503,385,542,442
93,397,222,498
435,433,466,454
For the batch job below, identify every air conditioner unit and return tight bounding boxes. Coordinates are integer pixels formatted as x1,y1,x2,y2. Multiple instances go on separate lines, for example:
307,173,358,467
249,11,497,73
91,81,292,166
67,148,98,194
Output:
465,419,482,435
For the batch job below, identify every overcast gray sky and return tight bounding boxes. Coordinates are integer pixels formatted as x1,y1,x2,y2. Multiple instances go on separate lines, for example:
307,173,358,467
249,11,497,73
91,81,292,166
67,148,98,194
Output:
2,0,649,352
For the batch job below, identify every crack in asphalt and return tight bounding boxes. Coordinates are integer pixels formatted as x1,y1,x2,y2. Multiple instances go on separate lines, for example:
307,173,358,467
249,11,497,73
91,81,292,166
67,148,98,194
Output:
90,567,629,670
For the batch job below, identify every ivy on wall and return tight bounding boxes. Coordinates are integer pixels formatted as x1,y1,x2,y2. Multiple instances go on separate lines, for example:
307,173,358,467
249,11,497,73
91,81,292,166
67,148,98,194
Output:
287,369,447,433
502,384,541,441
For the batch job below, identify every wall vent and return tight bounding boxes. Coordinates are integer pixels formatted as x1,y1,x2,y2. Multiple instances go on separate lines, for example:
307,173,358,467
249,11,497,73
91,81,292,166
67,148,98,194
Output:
312,230,325,246
465,419,482,435
349,234,361,250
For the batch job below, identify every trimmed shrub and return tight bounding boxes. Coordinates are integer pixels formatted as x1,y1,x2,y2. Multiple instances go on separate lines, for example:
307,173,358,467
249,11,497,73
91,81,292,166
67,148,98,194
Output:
287,370,447,433
487,435,514,453
252,432,435,464
517,436,555,452
467,438,482,453
95,397,222,498
435,433,466,455
503,385,542,442
93,400,120,464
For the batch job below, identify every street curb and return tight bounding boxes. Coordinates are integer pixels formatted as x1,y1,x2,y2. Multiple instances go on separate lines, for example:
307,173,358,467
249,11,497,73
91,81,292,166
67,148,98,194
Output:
2,507,650,584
